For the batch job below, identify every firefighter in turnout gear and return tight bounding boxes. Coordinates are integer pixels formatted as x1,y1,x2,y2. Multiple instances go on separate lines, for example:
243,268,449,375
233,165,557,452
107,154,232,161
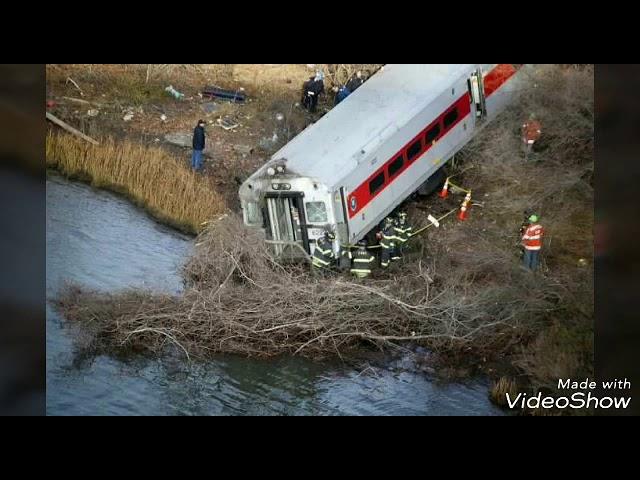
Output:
312,230,336,273
392,212,412,261
521,214,544,271
348,240,375,278
379,216,397,269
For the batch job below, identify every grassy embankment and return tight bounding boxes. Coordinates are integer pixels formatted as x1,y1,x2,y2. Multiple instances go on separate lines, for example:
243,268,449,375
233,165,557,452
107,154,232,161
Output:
46,132,225,234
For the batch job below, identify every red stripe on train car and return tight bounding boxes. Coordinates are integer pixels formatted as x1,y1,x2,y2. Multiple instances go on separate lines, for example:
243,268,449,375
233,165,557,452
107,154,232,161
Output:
347,94,469,218
484,63,518,97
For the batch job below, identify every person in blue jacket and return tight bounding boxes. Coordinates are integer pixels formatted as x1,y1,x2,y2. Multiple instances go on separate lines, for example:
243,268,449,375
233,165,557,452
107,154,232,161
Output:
334,85,351,105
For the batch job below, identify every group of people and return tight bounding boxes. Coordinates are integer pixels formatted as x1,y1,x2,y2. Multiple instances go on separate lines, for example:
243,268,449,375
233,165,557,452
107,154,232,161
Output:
311,211,413,278
379,212,412,267
190,69,377,172
333,70,368,106
519,115,545,271
191,89,546,274
312,204,545,278
301,70,371,113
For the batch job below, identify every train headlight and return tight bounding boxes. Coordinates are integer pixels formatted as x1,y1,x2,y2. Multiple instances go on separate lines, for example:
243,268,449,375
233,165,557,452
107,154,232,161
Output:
276,165,286,174
271,183,280,190
267,167,276,176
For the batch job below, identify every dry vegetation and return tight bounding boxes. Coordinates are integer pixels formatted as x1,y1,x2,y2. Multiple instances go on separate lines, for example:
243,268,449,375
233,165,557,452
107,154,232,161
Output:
46,132,226,234
53,65,594,405
490,377,520,407
58,213,544,360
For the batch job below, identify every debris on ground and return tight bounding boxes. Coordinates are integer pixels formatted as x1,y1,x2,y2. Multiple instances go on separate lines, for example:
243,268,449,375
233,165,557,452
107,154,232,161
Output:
202,86,246,103
61,96,93,106
46,112,99,145
165,85,185,100
66,77,84,96
217,116,240,131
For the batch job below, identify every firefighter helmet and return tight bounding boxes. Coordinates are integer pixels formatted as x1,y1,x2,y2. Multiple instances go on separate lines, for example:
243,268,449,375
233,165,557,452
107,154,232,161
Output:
528,214,539,223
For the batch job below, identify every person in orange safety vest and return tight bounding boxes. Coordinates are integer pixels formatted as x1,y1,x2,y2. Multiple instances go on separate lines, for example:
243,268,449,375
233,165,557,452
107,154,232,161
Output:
522,113,542,154
521,214,544,271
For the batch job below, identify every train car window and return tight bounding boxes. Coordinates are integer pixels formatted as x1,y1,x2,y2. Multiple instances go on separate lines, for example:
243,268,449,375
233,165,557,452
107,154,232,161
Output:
443,108,459,129
388,155,404,178
369,171,386,195
407,138,423,161
245,201,262,225
426,124,441,144
306,201,328,223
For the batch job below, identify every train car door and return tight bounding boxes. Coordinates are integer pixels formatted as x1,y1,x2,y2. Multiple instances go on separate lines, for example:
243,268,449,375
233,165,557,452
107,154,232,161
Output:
468,67,487,121
264,193,310,258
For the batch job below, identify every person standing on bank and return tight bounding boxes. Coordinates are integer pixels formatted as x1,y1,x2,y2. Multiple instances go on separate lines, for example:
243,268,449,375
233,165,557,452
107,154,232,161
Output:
521,214,544,271
521,113,542,157
302,71,325,113
192,119,206,172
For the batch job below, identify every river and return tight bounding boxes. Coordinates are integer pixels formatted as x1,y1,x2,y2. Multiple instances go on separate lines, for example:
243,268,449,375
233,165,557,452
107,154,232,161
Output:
46,174,504,416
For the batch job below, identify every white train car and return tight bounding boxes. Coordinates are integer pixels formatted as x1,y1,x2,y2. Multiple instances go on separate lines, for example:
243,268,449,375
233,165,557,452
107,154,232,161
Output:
239,64,525,259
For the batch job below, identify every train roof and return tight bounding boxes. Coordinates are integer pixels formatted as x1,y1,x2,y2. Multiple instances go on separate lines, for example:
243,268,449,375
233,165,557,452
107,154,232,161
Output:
268,64,475,189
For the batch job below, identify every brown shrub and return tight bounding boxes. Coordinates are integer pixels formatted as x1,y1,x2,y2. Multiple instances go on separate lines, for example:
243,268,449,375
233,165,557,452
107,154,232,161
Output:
46,132,226,234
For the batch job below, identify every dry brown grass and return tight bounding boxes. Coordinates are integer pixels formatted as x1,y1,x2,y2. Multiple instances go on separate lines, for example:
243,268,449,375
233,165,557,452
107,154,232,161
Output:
490,377,519,407
46,132,226,234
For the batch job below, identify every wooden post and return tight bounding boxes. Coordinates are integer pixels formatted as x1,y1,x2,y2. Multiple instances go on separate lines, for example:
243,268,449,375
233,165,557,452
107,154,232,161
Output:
46,112,99,145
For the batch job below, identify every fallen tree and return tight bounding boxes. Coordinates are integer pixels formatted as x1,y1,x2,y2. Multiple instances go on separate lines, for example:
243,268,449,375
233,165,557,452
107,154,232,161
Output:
57,211,565,361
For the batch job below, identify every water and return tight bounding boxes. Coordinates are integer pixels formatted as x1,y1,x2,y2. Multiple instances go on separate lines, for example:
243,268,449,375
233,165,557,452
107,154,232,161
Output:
46,175,504,416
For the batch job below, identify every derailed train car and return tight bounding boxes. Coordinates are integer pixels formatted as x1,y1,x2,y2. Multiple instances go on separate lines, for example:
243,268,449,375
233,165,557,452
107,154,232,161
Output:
239,64,525,259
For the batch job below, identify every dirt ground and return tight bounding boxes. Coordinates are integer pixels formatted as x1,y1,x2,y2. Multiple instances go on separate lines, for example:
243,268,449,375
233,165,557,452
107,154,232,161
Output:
45,64,350,209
